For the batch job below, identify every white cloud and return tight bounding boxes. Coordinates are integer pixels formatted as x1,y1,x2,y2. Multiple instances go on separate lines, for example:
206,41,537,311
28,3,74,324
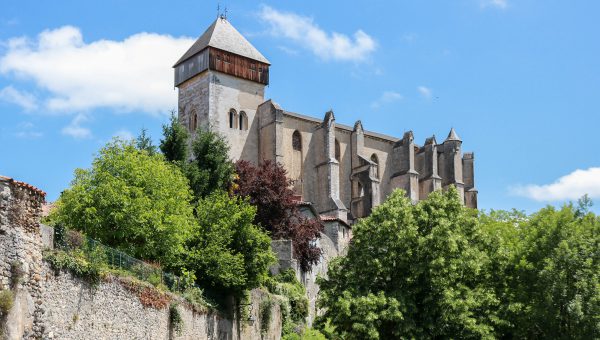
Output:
259,6,376,62
0,85,38,111
114,129,134,140
0,26,194,114
14,121,43,138
481,0,508,9
371,91,403,109
61,113,91,139
511,167,600,201
417,86,432,99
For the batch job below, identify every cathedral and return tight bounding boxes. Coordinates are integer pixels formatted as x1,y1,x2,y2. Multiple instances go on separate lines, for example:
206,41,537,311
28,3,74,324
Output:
174,16,478,230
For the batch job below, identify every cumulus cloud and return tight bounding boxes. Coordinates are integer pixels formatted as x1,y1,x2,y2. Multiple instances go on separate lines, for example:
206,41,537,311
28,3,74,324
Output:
0,85,38,111
0,26,194,114
511,167,600,201
418,86,432,99
14,121,43,138
259,5,376,62
481,0,508,9
61,113,91,139
371,91,403,109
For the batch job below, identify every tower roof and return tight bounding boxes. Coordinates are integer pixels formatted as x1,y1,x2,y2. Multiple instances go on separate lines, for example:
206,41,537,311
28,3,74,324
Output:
174,17,270,67
445,128,461,142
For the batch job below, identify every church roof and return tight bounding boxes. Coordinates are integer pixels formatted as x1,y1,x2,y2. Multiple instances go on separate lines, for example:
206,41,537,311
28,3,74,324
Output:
174,17,270,67
445,128,461,142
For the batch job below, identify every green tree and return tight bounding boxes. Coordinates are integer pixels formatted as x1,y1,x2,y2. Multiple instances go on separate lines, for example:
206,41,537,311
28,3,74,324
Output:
317,187,499,339
135,128,157,155
50,139,196,267
160,111,189,163
482,204,600,338
185,191,275,296
186,129,234,199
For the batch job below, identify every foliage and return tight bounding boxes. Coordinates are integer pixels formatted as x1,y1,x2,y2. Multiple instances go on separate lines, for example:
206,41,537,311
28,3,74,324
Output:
234,160,323,271
266,269,309,338
44,247,106,286
260,296,274,334
159,111,189,164
481,203,600,338
317,188,499,339
10,260,24,288
283,328,328,340
182,286,212,313
184,191,275,297
186,129,235,200
136,128,157,155
0,290,14,315
169,303,184,335
119,276,171,309
49,139,196,268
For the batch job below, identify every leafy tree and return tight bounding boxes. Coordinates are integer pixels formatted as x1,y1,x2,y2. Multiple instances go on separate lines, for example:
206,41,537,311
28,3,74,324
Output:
50,139,196,267
317,188,499,339
184,191,275,296
234,160,323,271
135,128,157,155
186,129,235,200
160,111,189,163
482,204,600,338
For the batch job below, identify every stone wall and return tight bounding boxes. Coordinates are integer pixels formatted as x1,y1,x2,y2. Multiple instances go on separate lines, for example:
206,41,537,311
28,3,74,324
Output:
0,177,281,340
39,269,281,340
0,176,46,339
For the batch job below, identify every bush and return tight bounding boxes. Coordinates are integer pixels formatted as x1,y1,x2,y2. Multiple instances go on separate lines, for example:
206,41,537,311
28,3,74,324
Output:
182,286,211,313
169,303,184,335
266,269,309,337
0,290,14,314
44,248,105,286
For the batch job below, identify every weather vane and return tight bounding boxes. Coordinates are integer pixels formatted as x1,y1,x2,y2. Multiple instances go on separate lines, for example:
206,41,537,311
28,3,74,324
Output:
217,3,228,20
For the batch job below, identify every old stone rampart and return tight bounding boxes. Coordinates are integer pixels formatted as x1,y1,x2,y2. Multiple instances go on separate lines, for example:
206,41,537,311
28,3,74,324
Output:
0,176,281,340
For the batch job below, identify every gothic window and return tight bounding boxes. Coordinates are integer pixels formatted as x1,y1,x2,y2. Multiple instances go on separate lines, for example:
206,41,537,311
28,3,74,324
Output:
371,153,379,178
189,111,198,132
335,139,341,162
239,111,248,131
292,130,302,151
229,109,238,129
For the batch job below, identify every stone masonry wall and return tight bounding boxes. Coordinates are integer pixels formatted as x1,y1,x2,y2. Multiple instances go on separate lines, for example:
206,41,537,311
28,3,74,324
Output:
0,177,281,340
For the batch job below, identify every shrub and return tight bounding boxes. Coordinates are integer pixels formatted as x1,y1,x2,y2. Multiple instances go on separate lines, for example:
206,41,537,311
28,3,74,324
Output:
0,290,14,314
169,303,184,335
182,287,211,313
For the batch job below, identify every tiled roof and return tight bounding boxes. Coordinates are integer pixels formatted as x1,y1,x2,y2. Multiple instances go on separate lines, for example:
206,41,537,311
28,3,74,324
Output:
0,175,46,198
174,17,270,67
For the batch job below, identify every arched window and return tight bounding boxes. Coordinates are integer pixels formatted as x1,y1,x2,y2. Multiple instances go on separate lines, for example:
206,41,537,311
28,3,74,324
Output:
371,153,379,178
229,109,237,129
292,130,302,151
239,111,248,131
335,139,341,161
189,111,197,132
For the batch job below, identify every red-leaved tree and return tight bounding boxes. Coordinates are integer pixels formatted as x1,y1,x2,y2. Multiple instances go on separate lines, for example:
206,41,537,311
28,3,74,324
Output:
233,160,323,271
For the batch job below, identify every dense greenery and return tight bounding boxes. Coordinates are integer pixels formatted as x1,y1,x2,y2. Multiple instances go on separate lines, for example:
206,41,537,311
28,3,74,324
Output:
482,201,600,338
159,112,189,164
317,187,498,339
186,129,235,200
318,187,600,339
266,269,310,338
50,139,196,267
184,191,275,296
234,160,323,271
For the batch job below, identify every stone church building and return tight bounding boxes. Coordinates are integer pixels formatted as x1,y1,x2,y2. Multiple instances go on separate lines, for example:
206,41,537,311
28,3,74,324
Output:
174,17,477,234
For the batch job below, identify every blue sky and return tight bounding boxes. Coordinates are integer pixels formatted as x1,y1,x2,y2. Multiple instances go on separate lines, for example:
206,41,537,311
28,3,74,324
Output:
1,0,599,213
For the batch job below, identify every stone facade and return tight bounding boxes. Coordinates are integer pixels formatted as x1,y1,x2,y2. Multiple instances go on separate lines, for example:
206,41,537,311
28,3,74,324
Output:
176,18,478,231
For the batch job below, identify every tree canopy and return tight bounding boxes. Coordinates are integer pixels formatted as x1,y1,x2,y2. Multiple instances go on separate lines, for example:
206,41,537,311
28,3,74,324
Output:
50,139,196,267
159,112,189,164
186,129,235,200
317,187,499,339
234,160,323,271
185,191,275,296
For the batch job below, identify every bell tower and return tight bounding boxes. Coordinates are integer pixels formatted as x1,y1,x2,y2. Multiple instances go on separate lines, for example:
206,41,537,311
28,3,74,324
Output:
173,16,270,163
